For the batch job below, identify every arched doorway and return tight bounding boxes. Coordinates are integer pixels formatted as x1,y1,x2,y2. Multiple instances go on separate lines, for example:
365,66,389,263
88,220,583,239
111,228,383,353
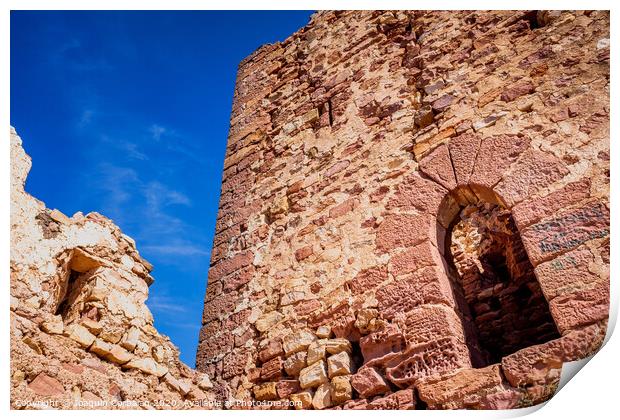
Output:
439,186,560,367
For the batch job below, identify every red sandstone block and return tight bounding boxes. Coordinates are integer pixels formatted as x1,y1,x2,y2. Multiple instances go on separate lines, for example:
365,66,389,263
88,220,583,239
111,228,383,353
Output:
258,339,284,363
213,224,241,247
494,150,569,208
397,305,466,347
417,364,505,409
205,279,223,301
386,172,447,215
520,201,609,265
389,241,442,277
329,197,359,219
500,80,536,102
376,266,455,320
276,380,301,398
432,94,455,112
27,373,65,396
325,160,351,178
385,336,471,388
260,356,284,381
197,329,234,360
295,299,322,317
418,143,457,190
223,265,255,292
376,213,435,253
367,389,416,409
222,308,252,330
359,324,406,364
534,246,602,301
209,250,254,281
501,322,606,387
469,134,530,191
512,179,591,230
61,362,84,375
294,245,313,262
448,132,482,186
308,302,349,329
348,266,387,295
221,351,249,380
202,292,238,324
549,284,609,334
350,366,390,399
342,399,369,409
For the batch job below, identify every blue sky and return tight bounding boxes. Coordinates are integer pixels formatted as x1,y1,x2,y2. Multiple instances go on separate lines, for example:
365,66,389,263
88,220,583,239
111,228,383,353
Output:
10,10,314,366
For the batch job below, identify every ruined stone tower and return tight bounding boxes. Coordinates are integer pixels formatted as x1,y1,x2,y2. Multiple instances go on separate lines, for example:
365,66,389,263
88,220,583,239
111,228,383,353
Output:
10,128,217,408
197,11,610,409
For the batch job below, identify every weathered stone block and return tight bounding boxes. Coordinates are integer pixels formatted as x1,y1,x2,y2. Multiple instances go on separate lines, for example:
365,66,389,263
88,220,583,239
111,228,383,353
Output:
90,339,134,365
276,379,300,398
284,351,307,376
534,246,602,301
350,366,390,399
376,213,434,253
377,266,455,319
283,330,316,355
299,360,328,389
306,342,326,365
397,305,466,347
331,375,352,404
389,240,441,277
312,383,333,409
123,357,168,377
27,373,65,396
260,356,283,381
448,132,482,186
469,134,530,191
290,390,313,409
348,266,387,295
64,324,96,348
494,150,569,208
253,382,278,401
512,179,591,229
417,364,506,409
419,143,457,190
386,172,447,215
320,338,352,355
368,389,416,409
549,285,609,334
359,323,405,365
501,322,606,387
327,351,352,378
521,201,609,265
258,339,284,363
385,337,471,387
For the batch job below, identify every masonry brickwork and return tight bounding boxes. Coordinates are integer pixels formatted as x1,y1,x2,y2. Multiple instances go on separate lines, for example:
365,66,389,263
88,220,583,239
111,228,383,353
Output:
197,10,610,409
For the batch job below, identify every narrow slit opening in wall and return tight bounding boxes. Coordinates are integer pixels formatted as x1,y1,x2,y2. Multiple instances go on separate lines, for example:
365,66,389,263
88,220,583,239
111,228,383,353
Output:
327,98,334,126
442,192,560,367
55,269,81,319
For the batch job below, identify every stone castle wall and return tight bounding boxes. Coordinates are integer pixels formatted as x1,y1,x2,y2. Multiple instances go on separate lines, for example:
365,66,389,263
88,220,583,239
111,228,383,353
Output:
10,128,216,409
197,10,610,409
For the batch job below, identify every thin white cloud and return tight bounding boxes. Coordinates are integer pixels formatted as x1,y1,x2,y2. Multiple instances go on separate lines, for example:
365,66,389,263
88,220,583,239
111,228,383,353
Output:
149,124,166,141
142,243,211,257
146,295,189,314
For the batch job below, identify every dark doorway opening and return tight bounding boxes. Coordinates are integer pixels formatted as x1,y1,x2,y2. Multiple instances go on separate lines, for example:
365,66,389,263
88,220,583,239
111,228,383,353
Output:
446,200,560,367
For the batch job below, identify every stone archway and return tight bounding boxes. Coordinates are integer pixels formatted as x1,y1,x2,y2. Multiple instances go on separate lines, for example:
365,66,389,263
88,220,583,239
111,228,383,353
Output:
438,187,560,367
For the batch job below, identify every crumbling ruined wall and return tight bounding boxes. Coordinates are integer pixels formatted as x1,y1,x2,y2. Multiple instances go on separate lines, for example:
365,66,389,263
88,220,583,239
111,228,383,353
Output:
10,127,215,409
198,10,610,409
